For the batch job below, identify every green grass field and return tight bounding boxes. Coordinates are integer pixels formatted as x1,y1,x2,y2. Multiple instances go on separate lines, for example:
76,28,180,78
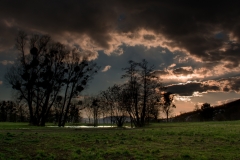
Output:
1,121,240,160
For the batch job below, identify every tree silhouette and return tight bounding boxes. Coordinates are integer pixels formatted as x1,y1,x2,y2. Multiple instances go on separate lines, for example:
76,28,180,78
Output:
200,103,214,121
121,59,162,127
5,31,99,126
57,51,99,127
100,84,127,127
161,92,176,122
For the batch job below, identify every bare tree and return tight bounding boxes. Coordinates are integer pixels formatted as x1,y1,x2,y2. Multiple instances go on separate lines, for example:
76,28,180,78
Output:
5,32,66,126
122,60,141,127
121,60,162,127
161,92,176,122
82,95,102,126
57,51,99,127
100,84,127,127
91,98,102,127
68,101,83,123
82,96,94,123
138,59,162,125
5,31,99,126
146,93,161,122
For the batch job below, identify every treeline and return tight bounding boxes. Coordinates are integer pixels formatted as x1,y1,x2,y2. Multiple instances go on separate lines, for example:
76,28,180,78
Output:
0,100,27,122
2,32,176,127
83,60,176,127
174,101,240,122
0,100,82,123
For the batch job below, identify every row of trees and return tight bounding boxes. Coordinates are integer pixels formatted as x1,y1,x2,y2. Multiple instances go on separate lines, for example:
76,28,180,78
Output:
3,32,176,127
0,100,26,122
79,60,176,127
176,103,226,122
198,103,224,121
0,100,83,123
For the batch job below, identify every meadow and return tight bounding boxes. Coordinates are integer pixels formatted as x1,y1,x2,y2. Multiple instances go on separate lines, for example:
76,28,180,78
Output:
0,121,240,160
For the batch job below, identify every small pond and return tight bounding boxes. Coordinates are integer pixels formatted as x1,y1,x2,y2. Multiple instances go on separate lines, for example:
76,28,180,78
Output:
47,125,133,128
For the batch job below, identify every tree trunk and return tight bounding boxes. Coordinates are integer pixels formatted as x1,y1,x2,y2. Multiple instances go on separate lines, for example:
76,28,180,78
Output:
166,111,169,122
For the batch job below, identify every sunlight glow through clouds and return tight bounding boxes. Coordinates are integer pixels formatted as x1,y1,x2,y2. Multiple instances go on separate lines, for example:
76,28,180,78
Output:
174,96,192,102
156,62,240,84
168,63,176,68
161,73,199,82
52,29,188,58
174,92,203,102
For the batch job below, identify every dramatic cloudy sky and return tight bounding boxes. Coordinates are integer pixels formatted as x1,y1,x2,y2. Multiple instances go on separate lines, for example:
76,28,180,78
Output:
1,0,240,115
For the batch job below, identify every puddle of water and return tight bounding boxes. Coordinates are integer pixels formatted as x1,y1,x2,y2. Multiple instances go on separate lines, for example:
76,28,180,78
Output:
47,125,133,129
65,125,114,128
47,125,114,128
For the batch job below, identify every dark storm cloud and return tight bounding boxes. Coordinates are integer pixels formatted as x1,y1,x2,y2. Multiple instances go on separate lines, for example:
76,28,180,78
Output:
143,34,156,41
167,82,220,96
173,67,193,76
152,70,169,76
116,1,240,65
0,0,118,50
1,0,240,67
167,77,240,96
153,66,194,78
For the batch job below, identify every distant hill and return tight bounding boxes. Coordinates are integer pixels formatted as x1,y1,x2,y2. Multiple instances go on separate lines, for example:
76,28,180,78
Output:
173,99,240,122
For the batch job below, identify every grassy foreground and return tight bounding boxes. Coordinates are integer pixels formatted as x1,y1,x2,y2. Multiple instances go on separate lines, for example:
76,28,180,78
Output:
0,122,240,160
